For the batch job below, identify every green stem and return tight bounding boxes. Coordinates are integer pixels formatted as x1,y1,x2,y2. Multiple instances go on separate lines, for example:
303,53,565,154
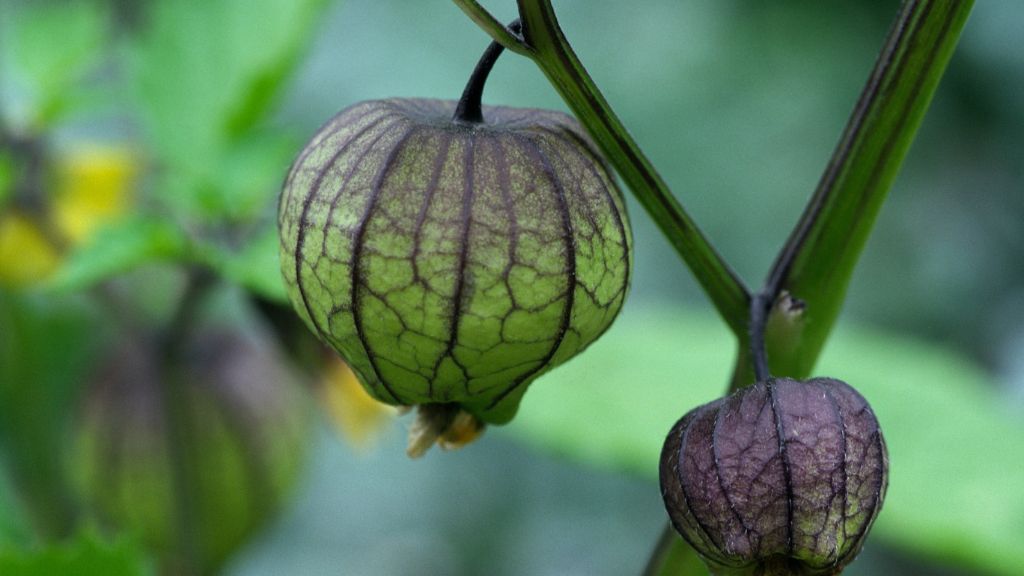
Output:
761,0,975,380
650,0,974,573
513,0,752,337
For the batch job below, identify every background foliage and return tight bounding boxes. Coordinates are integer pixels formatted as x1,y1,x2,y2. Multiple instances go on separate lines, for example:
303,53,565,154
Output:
0,1,1021,575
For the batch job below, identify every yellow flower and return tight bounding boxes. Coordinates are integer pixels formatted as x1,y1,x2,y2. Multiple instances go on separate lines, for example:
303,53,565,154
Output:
52,146,137,245
0,211,60,287
320,356,396,450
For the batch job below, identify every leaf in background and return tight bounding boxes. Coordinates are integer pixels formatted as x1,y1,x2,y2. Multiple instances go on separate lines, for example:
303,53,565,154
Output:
205,131,298,223
219,0,331,141
0,291,101,539
1,1,108,127
132,0,331,217
507,305,1024,576
49,216,191,293
194,225,287,303
0,462,33,548
0,530,151,576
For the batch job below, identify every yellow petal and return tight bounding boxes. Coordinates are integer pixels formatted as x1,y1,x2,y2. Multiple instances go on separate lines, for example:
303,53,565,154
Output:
0,211,60,287
52,146,138,245
320,356,396,450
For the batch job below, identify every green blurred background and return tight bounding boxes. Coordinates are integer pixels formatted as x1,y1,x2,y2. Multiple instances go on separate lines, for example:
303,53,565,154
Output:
1,0,1022,575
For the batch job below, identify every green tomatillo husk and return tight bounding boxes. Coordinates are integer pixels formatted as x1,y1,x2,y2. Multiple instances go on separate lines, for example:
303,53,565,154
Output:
278,98,632,453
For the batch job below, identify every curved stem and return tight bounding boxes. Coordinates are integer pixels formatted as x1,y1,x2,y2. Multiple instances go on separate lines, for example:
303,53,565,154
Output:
454,20,523,124
513,0,751,337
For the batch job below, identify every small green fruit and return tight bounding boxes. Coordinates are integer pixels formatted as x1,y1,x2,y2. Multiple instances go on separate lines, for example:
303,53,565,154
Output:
279,98,632,427
660,377,888,576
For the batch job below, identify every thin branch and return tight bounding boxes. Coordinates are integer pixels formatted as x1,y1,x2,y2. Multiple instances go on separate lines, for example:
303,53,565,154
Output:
451,0,532,56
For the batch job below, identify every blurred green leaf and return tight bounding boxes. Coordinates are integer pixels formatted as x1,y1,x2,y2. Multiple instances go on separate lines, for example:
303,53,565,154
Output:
219,133,298,222
2,1,108,126
49,209,288,300
0,463,33,548
508,305,1024,576
133,0,330,217
49,217,191,293
0,529,150,576
194,226,287,302
0,291,101,539
151,134,295,226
